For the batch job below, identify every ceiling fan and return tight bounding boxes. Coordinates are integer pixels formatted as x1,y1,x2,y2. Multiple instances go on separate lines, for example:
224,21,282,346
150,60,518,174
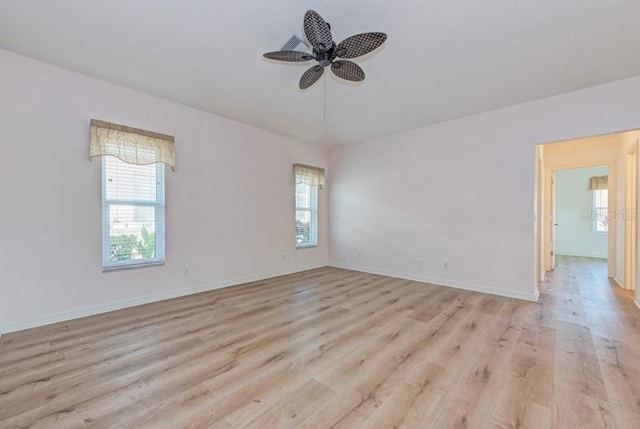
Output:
263,10,387,89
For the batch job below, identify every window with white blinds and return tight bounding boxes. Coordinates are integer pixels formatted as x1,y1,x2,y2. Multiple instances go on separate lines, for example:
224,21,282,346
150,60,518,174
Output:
294,163,323,248
102,156,165,270
593,189,608,233
295,181,318,248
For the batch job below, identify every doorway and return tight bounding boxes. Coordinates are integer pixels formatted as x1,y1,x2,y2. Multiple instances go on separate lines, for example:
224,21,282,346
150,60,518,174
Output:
534,131,640,301
538,143,616,279
553,166,609,264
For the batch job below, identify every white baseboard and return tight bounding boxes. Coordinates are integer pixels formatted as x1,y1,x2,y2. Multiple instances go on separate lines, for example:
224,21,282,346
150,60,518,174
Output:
329,263,539,302
613,276,625,289
635,296,640,311
0,263,328,334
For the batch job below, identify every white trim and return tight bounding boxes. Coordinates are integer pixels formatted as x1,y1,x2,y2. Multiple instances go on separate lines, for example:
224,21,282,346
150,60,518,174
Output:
329,263,539,302
613,276,625,289
635,296,640,311
0,263,327,334
555,252,608,259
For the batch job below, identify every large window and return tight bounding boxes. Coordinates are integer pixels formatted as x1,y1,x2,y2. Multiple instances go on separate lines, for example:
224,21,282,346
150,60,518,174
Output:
89,119,175,271
102,157,165,269
294,164,324,248
593,189,608,233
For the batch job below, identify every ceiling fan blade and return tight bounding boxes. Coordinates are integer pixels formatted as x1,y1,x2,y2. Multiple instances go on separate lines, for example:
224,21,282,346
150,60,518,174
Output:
263,51,315,62
303,10,333,51
336,32,387,59
299,65,324,89
331,60,365,82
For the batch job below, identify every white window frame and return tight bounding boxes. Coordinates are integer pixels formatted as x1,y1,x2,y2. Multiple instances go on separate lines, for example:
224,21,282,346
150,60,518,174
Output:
295,182,318,248
592,189,608,234
102,157,165,270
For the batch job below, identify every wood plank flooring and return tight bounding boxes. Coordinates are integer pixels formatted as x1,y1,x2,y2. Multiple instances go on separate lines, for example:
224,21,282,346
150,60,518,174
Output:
1,256,639,428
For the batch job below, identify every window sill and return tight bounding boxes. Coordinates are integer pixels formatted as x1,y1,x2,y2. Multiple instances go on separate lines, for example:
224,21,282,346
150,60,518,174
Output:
296,244,318,250
103,261,165,273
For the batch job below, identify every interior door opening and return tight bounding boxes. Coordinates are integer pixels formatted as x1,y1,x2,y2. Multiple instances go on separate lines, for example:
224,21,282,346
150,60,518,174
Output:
534,130,640,305
552,166,609,268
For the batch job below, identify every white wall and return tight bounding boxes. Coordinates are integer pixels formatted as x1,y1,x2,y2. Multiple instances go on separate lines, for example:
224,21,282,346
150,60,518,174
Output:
329,75,640,301
543,135,620,170
554,166,608,258
0,50,329,332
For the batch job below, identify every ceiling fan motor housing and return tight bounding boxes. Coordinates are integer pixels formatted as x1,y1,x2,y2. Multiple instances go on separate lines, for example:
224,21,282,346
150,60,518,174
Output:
315,42,337,67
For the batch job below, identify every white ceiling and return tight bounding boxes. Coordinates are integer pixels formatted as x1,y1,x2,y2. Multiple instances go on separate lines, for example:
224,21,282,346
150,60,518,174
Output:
1,1,640,145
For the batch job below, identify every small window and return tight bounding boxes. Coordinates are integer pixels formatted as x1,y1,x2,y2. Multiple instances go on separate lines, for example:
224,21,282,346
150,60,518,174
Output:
102,157,165,269
293,164,324,248
593,189,608,233
295,181,318,247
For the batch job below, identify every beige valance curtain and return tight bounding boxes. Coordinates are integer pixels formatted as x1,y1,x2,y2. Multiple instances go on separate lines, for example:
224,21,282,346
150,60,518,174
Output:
294,163,325,189
89,119,176,171
588,175,608,190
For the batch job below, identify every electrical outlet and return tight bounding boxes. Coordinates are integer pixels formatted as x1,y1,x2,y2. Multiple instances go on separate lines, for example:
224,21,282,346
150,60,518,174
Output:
281,254,286,261
418,258,424,267
357,249,362,258
183,265,190,275
443,261,449,269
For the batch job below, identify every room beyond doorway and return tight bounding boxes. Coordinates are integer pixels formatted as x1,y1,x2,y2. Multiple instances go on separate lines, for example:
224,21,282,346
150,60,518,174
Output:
554,165,609,260
535,130,640,308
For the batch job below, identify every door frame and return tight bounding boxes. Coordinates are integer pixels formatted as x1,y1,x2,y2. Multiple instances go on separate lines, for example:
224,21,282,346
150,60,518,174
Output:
625,143,638,291
550,172,556,270
535,146,545,281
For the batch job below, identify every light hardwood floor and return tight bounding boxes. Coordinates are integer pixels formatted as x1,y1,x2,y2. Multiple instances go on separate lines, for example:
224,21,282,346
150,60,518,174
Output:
1,256,639,428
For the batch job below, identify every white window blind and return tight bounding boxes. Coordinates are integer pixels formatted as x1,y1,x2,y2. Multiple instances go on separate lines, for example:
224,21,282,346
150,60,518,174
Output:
102,155,165,270
90,119,173,270
593,189,608,233
294,164,324,248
